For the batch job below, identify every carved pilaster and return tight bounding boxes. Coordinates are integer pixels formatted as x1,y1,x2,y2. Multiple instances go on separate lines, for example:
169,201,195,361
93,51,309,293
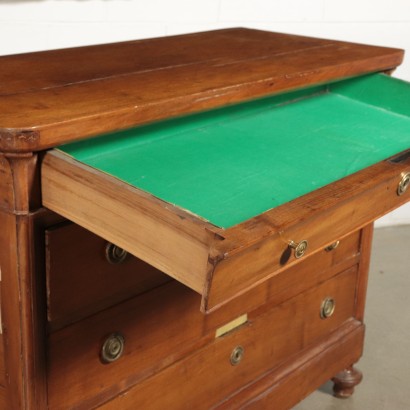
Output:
0,152,47,409
3,152,41,214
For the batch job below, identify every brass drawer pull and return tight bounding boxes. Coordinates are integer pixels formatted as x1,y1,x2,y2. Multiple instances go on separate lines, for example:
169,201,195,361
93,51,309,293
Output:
101,333,125,363
320,298,336,319
289,240,308,259
105,243,128,264
230,346,244,366
325,241,340,252
397,172,410,196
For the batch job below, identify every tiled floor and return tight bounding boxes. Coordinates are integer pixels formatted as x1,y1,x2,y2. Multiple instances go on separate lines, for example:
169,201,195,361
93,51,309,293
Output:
294,225,410,410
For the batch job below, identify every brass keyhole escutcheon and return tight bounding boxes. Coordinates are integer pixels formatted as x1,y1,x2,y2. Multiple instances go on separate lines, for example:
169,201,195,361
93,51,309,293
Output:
105,243,128,264
321,298,336,319
230,346,244,366
101,333,125,364
325,241,340,252
289,240,308,259
397,172,410,196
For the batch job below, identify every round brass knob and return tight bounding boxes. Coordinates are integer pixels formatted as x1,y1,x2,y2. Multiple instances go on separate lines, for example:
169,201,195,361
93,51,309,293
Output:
397,172,410,196
321,298,336,319
230,346,244,366
105,243,128,264
325,241,340,252
289,240,308,259
101,333,125,363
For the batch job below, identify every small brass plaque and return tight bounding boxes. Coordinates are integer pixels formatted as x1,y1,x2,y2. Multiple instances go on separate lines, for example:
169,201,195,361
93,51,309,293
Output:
215,314,248,338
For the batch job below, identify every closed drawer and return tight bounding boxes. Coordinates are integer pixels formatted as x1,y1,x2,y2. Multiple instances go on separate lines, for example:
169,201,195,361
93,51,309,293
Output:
46,223,171,330
100,321,365,410
46,221,361,331
47,265,358,410
41,74,410,312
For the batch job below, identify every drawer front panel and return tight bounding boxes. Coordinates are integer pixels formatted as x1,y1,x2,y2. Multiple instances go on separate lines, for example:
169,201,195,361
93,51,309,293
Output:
46,223,171,330
46,220,360,331
101,322,365,410
206,158,410,311
47,266,358,409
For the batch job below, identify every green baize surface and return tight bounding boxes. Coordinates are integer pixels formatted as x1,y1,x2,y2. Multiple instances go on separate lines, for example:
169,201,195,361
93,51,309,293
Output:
60,74,410,228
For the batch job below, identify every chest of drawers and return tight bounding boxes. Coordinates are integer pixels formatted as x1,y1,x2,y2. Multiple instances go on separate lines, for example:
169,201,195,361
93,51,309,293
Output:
0,28,409,409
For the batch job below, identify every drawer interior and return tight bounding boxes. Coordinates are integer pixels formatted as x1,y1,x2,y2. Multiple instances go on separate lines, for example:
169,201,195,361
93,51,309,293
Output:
55,73,410,229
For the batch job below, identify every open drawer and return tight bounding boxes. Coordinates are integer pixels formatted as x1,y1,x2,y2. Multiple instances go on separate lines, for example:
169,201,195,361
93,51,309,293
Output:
41,74,410,312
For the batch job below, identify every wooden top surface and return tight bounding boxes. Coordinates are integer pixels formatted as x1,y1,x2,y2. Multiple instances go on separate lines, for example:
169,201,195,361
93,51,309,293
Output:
0,27,404,152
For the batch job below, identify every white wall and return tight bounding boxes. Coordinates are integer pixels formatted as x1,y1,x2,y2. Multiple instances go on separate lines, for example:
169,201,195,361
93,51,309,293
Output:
1,0,409,226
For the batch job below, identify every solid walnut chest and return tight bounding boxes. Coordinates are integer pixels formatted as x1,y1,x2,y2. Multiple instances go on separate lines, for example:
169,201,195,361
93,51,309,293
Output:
0,28,409,409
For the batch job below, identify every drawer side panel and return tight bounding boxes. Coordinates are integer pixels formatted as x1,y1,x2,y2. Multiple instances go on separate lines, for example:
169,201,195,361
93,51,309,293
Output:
41,151,213,294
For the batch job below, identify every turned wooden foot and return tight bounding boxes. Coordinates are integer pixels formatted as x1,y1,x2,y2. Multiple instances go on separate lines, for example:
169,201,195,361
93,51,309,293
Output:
331,366,363,399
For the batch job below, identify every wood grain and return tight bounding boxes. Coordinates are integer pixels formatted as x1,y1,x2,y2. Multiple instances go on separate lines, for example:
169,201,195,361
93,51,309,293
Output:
0,155,14,212
0,210,47,409
355,223,374,321
203,229,360,333
214,320,364,410
0,28,403,152
41,150,216,294
0,337,5,388
0,386,8,409
48,267,357,410
2,153,41,213
0,151,48,409
206,156,410,311
46,222,171,330
0,28,395,96
0,29,407,409
42,148,410,312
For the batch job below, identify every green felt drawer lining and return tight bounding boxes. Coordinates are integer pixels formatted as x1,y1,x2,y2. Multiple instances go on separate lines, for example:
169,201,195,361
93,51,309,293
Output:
58,74,410,228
